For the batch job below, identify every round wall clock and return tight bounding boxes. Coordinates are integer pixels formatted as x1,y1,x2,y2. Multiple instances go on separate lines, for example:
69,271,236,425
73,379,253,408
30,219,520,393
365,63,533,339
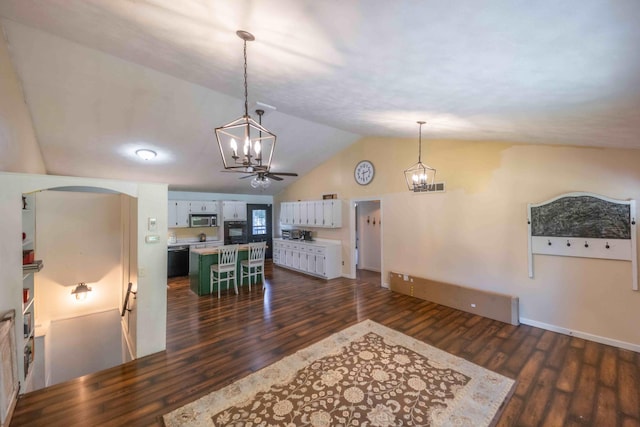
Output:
354,160,375,185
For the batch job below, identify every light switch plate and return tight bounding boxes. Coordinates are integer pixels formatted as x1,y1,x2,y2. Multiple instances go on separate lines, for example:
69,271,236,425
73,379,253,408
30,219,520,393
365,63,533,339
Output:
148,217,157,231
145,235,160,243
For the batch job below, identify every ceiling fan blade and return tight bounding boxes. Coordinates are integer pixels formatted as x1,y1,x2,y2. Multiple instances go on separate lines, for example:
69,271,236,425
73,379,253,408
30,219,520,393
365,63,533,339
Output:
265,173,283,181
239,173,258,179
268,172,298,177
221,170,254,174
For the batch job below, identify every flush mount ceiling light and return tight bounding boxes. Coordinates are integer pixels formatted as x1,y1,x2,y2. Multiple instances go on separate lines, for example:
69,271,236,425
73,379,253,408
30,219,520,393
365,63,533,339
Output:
404,121,437,192
136,149,157,160
215,30,276,174
71,282,92,301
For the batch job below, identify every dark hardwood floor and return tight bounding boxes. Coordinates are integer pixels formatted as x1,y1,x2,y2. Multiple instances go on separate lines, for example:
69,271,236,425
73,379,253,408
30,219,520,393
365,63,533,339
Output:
10,262,640,426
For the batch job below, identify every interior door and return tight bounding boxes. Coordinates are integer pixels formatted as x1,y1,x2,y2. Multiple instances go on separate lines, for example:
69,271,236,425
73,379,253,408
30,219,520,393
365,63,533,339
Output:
247,204,273,258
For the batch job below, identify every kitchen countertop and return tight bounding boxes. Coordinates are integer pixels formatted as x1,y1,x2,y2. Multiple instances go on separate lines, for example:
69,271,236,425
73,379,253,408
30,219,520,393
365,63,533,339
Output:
190,244,251,255
168,239,222,247
274,237,341,245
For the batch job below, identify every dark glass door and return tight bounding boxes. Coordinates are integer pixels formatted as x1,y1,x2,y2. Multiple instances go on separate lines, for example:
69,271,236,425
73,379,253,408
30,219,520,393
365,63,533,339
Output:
247,204,273,258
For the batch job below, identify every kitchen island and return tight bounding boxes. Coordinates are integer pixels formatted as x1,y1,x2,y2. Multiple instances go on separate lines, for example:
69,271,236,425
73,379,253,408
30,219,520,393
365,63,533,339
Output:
189,245,253,296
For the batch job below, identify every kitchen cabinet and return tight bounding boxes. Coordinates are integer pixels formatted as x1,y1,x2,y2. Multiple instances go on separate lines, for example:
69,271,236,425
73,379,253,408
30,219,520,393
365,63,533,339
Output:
295,201,314,226
189,246,250,296
279,202,294,225
313,201,324,227
279,200,342,228
273,238,341,279
321,200,342,228
222,201,247,221
168,201,190,228
304,201,316,226
189,201,219,214
292,203,301,225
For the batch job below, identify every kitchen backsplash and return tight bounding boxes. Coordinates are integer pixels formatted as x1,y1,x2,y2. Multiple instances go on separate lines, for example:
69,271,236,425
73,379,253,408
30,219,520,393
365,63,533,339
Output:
170,226,220,241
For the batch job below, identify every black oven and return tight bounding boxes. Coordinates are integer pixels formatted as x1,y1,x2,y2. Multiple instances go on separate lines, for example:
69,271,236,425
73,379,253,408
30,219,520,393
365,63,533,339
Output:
224,221,247,244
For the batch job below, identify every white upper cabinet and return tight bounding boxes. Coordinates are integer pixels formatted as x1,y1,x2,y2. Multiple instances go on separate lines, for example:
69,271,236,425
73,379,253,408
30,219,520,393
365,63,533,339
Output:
280,202,294,225
279,200,342,228
292,202,301,225
168,201,190,227
190,201,219,214
222,201,247,221
305,201,316,226
313,201,324,227
322,200,342,228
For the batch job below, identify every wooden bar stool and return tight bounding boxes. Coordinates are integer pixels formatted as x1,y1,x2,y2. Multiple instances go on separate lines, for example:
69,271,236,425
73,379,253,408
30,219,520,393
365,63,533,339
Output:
210,244,239,298
240,241,266,291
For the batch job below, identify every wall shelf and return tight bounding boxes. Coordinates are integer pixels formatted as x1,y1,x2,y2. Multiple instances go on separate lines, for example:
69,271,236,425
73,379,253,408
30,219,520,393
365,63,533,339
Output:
22,260,43,274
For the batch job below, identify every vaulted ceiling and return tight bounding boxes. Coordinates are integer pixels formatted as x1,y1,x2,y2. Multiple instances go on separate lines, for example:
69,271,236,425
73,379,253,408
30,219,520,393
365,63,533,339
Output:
1,0,639,194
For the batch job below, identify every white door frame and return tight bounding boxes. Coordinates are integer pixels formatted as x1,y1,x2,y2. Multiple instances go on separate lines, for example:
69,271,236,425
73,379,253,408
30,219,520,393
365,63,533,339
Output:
349,197,384,286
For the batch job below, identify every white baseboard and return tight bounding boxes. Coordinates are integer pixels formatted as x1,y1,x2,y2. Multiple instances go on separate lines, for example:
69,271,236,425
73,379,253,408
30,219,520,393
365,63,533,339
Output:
519,317,640,353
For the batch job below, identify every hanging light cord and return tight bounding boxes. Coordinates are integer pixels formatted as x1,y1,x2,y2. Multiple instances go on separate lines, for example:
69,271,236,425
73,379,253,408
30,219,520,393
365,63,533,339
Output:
243,39,249,117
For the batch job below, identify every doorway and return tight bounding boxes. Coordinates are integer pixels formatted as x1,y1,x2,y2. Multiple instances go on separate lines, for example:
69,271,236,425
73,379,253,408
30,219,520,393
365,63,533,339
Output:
247,204,273,258
356,200,381,272
351,198,383,283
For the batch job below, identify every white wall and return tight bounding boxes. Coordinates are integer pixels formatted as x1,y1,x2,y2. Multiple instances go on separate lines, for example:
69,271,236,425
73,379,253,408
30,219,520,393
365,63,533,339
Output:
0,22,45,174
48,309,123,386
134,183,167,357
35,191,122,323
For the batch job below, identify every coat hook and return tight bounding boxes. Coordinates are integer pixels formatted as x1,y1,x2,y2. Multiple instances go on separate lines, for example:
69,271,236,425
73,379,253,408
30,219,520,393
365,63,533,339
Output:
373,218,376,225
548,240,552,246
584,241,589,248
566,240,571,247
606,242,610,249
367,216,370,224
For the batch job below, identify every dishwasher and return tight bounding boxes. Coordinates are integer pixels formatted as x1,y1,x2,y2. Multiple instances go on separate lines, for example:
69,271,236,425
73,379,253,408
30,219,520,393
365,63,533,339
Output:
167,245,190,277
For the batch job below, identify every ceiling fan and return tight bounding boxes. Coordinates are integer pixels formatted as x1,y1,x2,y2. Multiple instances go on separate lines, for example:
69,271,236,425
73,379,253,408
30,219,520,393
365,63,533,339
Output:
240,170,298,182
237,109,298,188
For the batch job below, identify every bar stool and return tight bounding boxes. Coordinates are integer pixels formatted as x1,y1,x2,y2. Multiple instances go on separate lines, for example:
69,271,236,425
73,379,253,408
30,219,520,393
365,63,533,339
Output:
240,241,266,291
210,244,239,298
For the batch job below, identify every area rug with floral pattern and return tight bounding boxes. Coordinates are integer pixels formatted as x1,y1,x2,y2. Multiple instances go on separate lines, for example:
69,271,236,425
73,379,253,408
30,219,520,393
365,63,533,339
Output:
163,319,515,426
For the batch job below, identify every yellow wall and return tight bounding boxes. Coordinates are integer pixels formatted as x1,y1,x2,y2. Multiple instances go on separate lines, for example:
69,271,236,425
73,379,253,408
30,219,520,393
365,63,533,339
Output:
275,136,640,348
0,23,45,173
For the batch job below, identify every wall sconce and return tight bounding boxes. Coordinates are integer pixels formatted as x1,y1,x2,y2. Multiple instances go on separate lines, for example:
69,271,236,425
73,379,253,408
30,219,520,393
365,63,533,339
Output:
71,282,92,301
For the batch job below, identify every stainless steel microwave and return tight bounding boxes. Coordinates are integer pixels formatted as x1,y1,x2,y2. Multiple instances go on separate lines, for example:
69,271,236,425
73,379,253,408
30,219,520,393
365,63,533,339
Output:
189,214,218,228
